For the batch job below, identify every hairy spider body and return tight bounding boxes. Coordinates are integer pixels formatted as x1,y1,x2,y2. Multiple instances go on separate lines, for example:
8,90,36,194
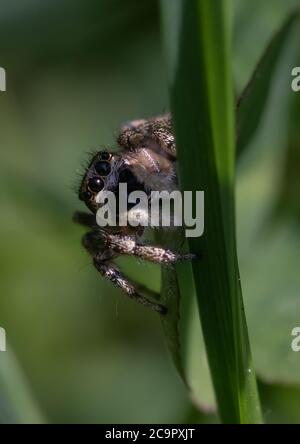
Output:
73,114,195,314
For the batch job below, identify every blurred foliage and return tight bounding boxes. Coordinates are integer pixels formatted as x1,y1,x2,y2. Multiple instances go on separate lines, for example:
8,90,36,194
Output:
0,347,44,423
0,0,299,423
237,12,299,156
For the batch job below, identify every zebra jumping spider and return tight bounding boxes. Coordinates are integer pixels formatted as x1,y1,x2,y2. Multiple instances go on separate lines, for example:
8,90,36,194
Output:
73,114,196,315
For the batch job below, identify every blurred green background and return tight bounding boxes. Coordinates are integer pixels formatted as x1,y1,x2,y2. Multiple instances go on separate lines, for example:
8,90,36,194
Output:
0,0,299,423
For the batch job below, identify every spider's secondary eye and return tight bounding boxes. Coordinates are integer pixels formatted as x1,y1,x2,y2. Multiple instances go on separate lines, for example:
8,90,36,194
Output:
79,190,92,201
99,151,111,161
95,161,111,176
88,177,104,192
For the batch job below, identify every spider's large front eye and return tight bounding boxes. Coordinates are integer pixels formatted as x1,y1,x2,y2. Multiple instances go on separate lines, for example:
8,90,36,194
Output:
88,177,104,192
95,161,111,176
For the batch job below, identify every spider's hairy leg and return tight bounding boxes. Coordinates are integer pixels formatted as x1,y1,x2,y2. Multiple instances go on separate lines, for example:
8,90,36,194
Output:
73,211,97,228
104,233,196,265
132,243,196,264
81,230,166,314
93,258,167,315
117,113,175,158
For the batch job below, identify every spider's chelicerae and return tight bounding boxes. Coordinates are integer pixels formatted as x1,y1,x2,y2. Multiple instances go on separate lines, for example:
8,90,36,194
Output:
73,114,196,315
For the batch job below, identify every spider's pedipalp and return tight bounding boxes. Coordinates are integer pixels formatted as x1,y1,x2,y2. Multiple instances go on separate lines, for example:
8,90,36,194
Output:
73,211,97,228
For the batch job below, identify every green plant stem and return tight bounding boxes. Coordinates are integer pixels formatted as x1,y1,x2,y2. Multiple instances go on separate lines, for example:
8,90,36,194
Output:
161,0,262,423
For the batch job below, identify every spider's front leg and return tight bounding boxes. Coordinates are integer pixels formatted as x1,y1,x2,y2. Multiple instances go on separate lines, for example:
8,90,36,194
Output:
117,113,176,158
93,258,166,314
104,233,196,265
82,230,167,315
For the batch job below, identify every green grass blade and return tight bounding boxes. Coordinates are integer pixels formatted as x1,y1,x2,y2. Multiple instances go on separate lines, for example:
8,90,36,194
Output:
237,11,299,156
161,0,262,423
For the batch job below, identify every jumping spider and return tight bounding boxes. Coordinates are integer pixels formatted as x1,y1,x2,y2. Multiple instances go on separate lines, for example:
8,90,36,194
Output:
73,114,195,315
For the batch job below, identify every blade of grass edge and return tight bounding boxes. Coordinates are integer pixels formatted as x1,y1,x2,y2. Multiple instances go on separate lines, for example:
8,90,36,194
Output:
160,0,262,423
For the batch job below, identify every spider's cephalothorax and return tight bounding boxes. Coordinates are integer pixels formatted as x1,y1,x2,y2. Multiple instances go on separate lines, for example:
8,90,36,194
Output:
73,114,195,314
